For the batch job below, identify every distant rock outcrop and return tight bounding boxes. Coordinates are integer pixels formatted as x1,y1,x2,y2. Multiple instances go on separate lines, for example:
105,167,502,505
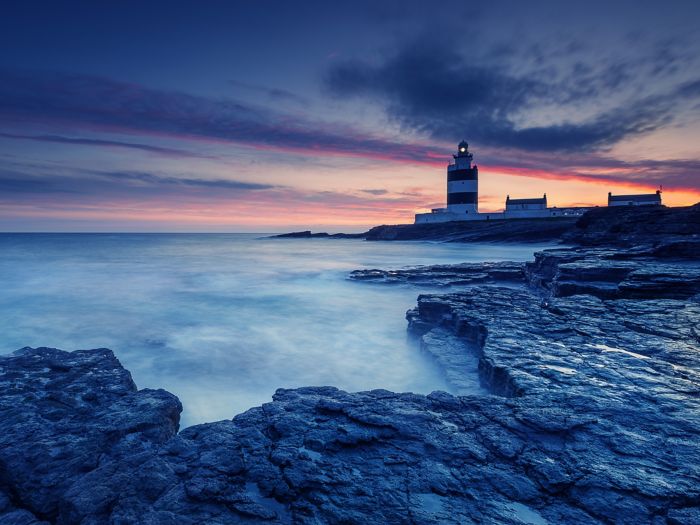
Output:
363,217,579,242
267,230,363,239
270,203,700,245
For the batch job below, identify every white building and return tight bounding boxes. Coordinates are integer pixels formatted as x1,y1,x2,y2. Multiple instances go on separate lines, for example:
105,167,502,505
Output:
608,191,662,206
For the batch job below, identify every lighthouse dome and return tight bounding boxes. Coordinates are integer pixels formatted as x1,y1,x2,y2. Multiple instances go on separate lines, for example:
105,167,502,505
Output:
457,140,468,153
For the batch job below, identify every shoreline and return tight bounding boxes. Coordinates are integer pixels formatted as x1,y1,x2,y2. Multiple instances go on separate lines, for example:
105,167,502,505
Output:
1,205,699,523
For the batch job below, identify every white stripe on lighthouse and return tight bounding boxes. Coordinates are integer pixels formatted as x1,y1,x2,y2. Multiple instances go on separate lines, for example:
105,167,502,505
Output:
448,180,478,193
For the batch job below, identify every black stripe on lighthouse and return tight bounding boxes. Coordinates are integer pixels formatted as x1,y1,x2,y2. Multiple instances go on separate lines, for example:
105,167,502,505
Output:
447,169,478,182
447,192,478,205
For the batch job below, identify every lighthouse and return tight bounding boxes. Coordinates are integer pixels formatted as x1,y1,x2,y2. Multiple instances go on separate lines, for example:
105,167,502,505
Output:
413,139,594,224
446,140,479,215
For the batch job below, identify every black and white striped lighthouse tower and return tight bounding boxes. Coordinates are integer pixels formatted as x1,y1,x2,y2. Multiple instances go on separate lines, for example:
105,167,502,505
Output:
446,140,479,216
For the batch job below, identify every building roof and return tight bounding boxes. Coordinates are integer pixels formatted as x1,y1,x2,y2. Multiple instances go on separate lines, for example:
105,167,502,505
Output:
507,197,546,205
608,193,661,202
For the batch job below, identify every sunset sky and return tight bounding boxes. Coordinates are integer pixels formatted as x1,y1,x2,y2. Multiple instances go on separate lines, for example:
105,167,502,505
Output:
1,0,699,232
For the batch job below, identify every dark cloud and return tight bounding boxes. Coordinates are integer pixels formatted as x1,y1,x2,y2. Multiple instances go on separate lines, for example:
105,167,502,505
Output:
0,69,447,165
0,132,210,158
478,149,700,192
326,42,542,123
324,41,700,152
359,188,388,195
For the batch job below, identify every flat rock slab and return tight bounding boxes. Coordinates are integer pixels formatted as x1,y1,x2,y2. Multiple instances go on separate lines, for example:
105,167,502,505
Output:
349,261,525,288
527,246,700,299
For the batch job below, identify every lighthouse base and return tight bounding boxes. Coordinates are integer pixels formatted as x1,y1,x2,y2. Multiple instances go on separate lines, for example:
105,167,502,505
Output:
415,211,495,223
415,208,588,224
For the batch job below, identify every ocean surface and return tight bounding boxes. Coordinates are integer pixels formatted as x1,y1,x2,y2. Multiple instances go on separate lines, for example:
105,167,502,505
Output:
0,233,553,427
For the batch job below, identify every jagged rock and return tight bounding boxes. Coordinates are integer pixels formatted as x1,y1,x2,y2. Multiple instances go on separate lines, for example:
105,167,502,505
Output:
418,327,486,395
0,347,181,523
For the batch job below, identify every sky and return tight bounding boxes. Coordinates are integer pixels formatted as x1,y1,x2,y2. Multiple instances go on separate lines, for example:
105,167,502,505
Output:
1,0,699,232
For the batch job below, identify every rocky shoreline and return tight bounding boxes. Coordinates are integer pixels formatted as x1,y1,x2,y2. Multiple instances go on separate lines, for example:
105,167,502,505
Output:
271,203,700,245
269,216,579,243
2,207,699,524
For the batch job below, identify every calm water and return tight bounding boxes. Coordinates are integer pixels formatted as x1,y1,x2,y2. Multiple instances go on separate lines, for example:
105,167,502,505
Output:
0,234,551,427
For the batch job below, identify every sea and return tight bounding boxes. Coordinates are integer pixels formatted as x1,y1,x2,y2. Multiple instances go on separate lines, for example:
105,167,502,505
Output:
0,233,552,427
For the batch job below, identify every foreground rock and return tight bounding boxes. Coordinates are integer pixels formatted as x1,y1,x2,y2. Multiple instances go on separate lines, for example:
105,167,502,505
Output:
4,337,698,524
0,348,181,524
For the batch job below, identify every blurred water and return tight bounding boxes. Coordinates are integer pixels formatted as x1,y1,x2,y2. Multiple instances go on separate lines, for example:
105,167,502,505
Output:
0,233,551,427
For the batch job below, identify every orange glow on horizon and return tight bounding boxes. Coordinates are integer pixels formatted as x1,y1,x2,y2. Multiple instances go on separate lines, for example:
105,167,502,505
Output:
2,144,698,230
